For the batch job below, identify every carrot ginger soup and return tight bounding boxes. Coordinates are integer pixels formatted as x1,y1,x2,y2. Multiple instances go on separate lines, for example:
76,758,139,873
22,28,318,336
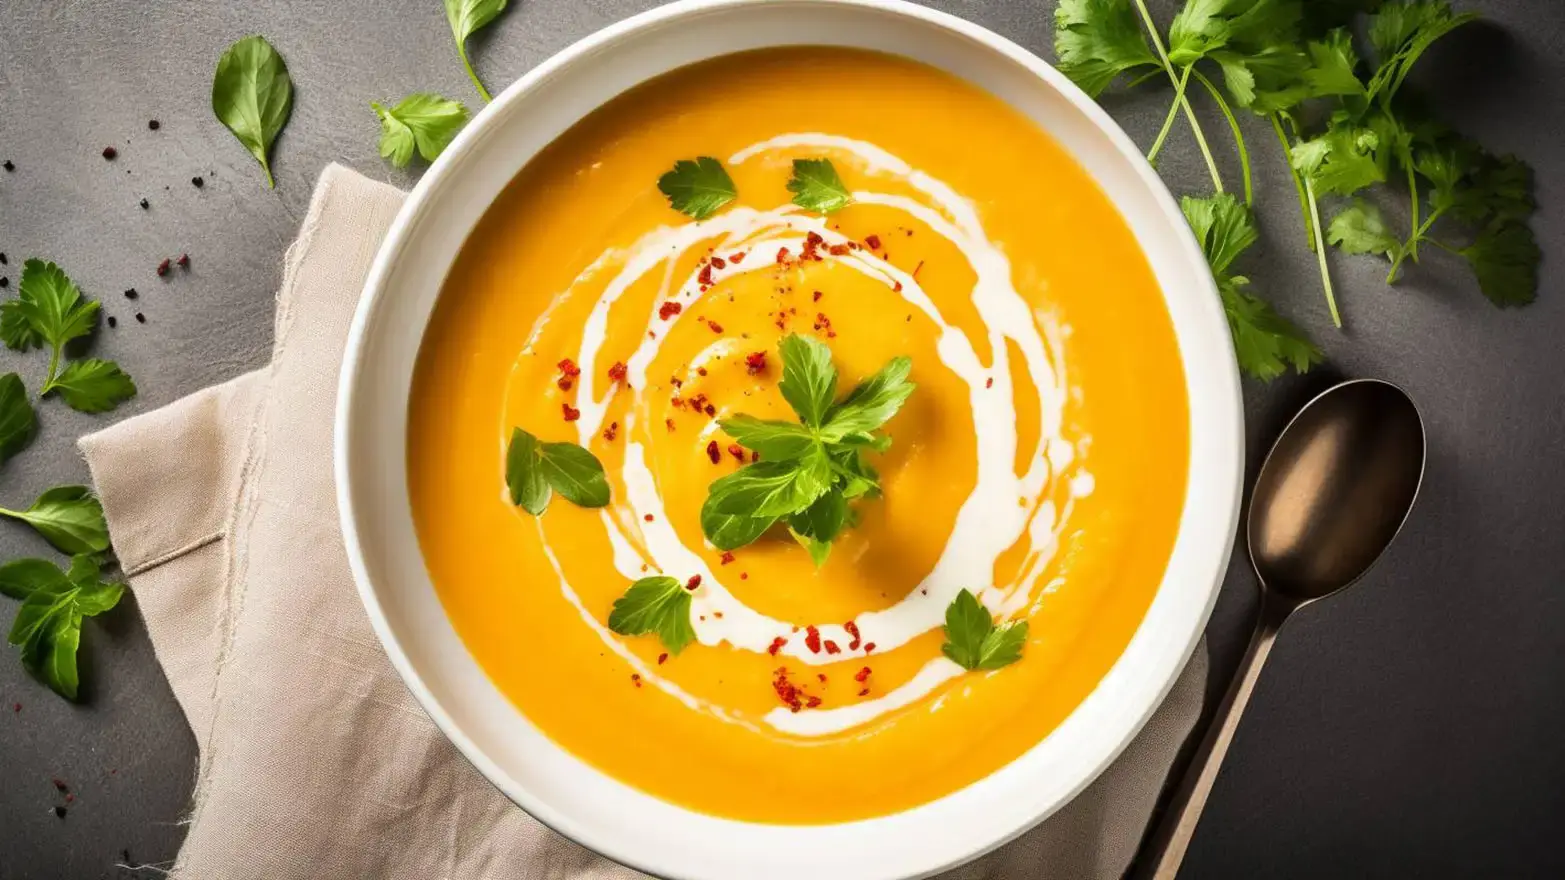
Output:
408,48,1188,823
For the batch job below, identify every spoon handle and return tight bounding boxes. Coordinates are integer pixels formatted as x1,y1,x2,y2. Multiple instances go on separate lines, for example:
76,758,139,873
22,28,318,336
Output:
1140,596,1291,880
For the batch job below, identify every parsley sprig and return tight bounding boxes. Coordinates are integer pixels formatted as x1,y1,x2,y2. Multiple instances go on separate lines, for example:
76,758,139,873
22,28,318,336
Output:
372,93,469,168
941,588,1028,671
1055,0,1540,374
3,261,136,413
702,334,913,566
607,575,697,655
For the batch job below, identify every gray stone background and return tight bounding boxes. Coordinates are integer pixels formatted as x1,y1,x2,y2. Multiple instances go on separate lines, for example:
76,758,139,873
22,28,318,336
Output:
1,0,1561,877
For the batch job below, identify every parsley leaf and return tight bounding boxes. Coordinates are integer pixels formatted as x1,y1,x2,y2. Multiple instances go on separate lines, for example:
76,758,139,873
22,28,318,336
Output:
607,575,696,655
1366,0,1476,102
1461,221,1539,307
15,260,98,354
1291,120,1386,197
787,158,852,214
372,93,469,168
717,415,817,460
504,428,610,514
6,554,123,700
941,588,1028,671
0,486,109,556
1327,199,1403,263
211,36,293,189
445,0,509,102
1184,194,1321,380
821,356,915,440
1053,0,1159,97
705,455,832,519
777,333,837,428
788,491,847,567
0,374,37,466
699,507,778,552
657,157,737,221
44,359,137,414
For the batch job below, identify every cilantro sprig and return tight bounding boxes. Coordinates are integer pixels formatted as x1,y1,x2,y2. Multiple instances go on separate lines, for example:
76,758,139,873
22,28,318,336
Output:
941,588,1028,671
373,93,469,168
3,554,124,700
701,334,913,565
607,575,697,655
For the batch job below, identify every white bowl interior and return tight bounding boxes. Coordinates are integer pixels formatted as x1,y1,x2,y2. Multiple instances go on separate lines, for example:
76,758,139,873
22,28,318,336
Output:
335,2,1243,878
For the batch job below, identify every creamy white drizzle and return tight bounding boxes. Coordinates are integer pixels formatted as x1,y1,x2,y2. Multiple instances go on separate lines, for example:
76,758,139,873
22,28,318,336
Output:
526,134,1091,738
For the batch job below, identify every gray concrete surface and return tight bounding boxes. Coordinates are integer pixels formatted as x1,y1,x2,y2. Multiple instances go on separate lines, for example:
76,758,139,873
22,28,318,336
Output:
2,1,1562,877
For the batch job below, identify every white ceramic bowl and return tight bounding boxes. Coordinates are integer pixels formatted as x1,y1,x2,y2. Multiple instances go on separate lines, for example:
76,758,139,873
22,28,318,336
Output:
335,1,1243,877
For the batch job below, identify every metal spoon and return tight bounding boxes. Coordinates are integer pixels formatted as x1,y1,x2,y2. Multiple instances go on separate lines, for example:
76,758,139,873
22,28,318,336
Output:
1140,378,1426,879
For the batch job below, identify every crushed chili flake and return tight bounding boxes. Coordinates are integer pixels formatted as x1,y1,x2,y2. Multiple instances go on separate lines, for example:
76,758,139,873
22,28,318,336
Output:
813,312,836,337
805,695,823,709
817,673,828,683
706,440,721,464
854,666,872,683
857,687,870,697
607,361,628,383
557,358,581,377
644,513,654,522
696,366,707,376
561,402,580,421
177,253,190,268
772,667,804,712
893,280,904,292
698,262,715,288
705,318,724,333
52,778,69,793
710,256,727,270
658,301,683,320
657,653,668,665
985,377,994,389
750,450,760,462
602,421,619,442
156,258,171,277
804,625,822,654
844,620,862,651
745,351,766,374
631,673,642,688
863,642,877,653
828,243,852,256
775,246,790,263
719,551,735,565
812,290,823,302
767,636,786,656
685,574,702,591
665,418,676,432
726,443,745,462
728,251,745,264
824,640,841,655
671,376,683,388
865,234,882,250
740,572,749,579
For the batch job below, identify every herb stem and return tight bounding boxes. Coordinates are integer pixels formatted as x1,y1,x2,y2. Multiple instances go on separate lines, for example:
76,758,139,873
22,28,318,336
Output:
1305,178,1342,328
1193,68,1251,206
1405,159,1421,261
1271,113,1315,252
1146,65,1193,163
1131,0,1224,193
1389,207,1447,282
40,345,61,396
459,47,492,103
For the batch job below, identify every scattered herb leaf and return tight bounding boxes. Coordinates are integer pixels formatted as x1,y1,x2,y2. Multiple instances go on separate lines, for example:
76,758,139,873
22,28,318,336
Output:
657,157,737,221
787,158,852,214
0,374,36,466
0,486,109,556
43,359,137,414
5,554,124,700
372,93,469,168
505,428,610,514
941,588,1028,671
445,0,509,102
211,35,293,189
607,575,696,655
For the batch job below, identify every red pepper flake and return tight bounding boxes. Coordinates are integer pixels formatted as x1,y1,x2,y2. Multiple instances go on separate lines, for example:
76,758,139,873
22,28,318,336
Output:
813,312,836,337
913,259,925,278
863,642,877,654
706,440,721,464
658,301,683,320
893,280,904,293
865,234,882,250
812,290,823,302
828,243,852,256
156,258,170,277
775,246,791,263
751,450,760,462
728,251,746,264
710,256,727,270
854,666,872,683
720,551,735,565
824,640,841,655
607,361,628,384
767,636,786,656
557,357,580,390
705,318,724,334
665,418,676,432
631,673,642,688
857,687,870,697
644,513,654,522
745,351,766,374
657,653,669,665
561,402,580,422
697,366,708,376
698,262,715,288
844,620,862,651
740,572,749,579
726,443,745,462
102,146,117,160
670,376,683,388
685,574,702,591
602,421,619,442
52,778,69,793
176,253,190,269
65,793,75,804
817,673,828,683
803,231,826,261
985,377,994,389
772,667,804,712
805,625,822,654
687,392,709,414
805,695,823,709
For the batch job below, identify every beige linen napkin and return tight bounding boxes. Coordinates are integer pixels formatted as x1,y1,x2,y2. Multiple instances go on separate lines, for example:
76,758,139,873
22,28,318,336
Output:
79,164,1207,880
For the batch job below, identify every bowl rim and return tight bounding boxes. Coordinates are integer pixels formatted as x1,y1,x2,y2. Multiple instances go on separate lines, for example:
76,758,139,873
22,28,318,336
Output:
335,0,1244,877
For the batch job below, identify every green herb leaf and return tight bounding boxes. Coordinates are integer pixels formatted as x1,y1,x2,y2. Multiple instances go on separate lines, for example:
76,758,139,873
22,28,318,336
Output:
1183,194,1320,381
657,157,737,220
941,588,1028,671
445,0,509,102
1291,121,1385,197
211,35,293,189
718,415,817,460
6,554,123,700
607,575,696,655
15,260,98,353
821,356,915,439
1327,200,1402,263
43,359,136,413
1461,221,1539,307
706,455,832,519
699,502,777,552
787,158,852,214
505,428,551,514
0,486,109,556
1366,1,1476,102
373,93,469,168
777,333,837,428
1053,0,1159,97
0,374,37,466
788,490,846,568
538,441,610,508
0,302,39,352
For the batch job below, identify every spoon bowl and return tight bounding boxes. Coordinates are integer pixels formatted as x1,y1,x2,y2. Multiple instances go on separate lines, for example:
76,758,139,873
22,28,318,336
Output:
1248,379,1427,603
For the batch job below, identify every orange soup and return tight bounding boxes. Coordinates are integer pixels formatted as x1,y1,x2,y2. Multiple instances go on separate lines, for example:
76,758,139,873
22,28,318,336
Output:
408,48,1188,823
